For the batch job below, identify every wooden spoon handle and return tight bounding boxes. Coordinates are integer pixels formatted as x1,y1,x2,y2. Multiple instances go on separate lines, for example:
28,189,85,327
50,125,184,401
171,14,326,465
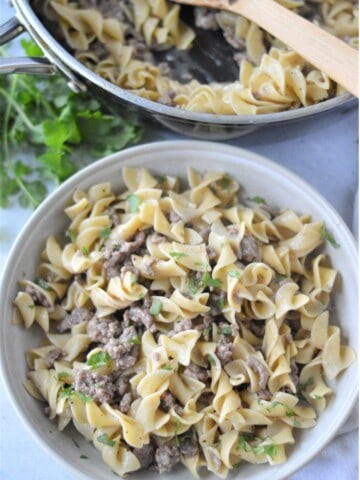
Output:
227,0,358,97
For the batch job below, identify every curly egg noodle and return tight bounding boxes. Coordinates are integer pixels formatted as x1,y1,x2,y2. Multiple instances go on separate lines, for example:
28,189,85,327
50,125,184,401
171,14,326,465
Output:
14,167,354,478
32,0,358,115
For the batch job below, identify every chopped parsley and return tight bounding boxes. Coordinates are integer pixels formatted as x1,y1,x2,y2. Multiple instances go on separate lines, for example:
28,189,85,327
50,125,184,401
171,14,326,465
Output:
160,364,174,371
267,401,296,417
128,336,141,345
320,225,340,248
221,326,233,336
188,276,199,295
81,246,89,255
173,418,181,446
99,227,112,239
297,376,314,400
156,175,167,184
237,434,253,452
34,277,50,290
126,194,141,213
86,351,111,370
227,270,242,280
220,174,232,190
67,228,77,244
97,433,116,447
208,354,217,367
275,274,288,283
202,271,222,289
248,195,265,204
215,298,225,311
150,298,163,316
169,251,187,259
59,386,92,403
253,443,278,459
57,371,70,382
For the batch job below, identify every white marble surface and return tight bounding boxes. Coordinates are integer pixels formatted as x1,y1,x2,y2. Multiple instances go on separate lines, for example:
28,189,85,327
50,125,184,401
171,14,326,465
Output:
0,1,358,479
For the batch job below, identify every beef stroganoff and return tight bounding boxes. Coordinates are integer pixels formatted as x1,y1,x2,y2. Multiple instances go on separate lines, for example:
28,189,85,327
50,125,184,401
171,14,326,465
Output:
14,167,355,477
31,0,358,115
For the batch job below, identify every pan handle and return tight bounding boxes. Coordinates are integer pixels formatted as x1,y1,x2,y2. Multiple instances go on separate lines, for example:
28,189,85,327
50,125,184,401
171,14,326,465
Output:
0,15,86,92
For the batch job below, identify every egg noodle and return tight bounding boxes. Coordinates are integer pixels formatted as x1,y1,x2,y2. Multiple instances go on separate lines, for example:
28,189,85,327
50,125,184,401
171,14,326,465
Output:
14,167,355,477
32,0,358,115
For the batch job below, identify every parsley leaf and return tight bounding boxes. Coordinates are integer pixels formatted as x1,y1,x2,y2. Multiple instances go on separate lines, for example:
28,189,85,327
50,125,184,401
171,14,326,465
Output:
126,194,141,213
99,227,112,239
97,433,116,447
320,225,340,248
0,41,142,209
253,443,278,459
150,298,163,316
208,354,217,367
86,351,111,370
227,270,242,280
169,251,187,259
248,195,266,204
202,271,222,289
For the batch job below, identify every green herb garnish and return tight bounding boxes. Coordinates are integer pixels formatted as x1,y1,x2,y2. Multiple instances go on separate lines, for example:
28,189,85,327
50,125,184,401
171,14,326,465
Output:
248,196,265,204
97,433,116,447
188,276,199,295
160,365,173,371
57,371,70,382
227,270,242,280
150,298,163,316
169,251,187,259
237,434,252,452
208,354,217,367
0,40,142,209
253,443,278,459
81,246,89,255
220,174,232,190
156,175,167,184
128,336,141,345
67,228,77,244
320,225,340,248
267,401,296,417
221,326,233,335
86,351,111,370
202,271,222,289
34,277,50,290
275,274,288,283
126,194,141,213
215,298,225,310
59,386,91,403
99,227,111,239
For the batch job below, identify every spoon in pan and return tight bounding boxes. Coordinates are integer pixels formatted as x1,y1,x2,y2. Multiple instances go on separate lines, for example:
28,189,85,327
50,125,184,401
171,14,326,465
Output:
171,0,359,97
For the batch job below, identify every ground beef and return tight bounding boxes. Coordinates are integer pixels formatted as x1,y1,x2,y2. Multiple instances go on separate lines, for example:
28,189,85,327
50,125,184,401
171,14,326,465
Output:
150,232,167,244
86,315,122,344
142,257,158,276
246,320,265,338
123,305,156,332
246,355,269,390
73,368,116,404
25,283,52,309
44,347,64,368
115,374,131,396
179,434,198,458
155,444,180,474
119,392,133,413
133,441,156,468
216,342,233,366
160,391,176,412
208,291,226,316
183,362,211,383
120,264,139,281
58,307,93,332
194,315,212,341
169,318,192,336
240,233,259,263
104,338,139,371
103,231,146,278
206,246,217,262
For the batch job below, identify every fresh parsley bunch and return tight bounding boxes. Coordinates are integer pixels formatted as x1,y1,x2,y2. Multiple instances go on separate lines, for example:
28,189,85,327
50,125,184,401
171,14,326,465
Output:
0,39,143,209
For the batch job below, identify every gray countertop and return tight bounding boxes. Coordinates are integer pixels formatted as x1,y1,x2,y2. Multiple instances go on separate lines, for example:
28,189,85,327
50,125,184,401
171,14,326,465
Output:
0,1,358,479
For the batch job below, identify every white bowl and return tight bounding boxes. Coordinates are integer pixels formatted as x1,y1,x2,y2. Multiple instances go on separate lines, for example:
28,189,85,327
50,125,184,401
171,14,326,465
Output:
0,140,358,480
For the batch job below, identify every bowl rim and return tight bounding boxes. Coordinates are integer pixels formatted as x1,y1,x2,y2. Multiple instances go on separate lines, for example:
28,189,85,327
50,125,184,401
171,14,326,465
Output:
12,0,355,126
0,139,358,480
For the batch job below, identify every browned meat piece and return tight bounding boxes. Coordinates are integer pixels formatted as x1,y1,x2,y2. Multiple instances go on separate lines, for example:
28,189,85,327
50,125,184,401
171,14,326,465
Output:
58,307,93,332
104,338,139,371
240,233,259,263
216,342,233,366
119,392,133,413
246,320,265,338
44,347,64,368
104,231,146,278
179,434,198,458
133,441,156,468
160,391,176,412
86,315,122,344
73,369,116,404
169,318,192,336
155,444,180,473
25,283,52,309
123,305,156,333
183,362,211,383
246,355,269,390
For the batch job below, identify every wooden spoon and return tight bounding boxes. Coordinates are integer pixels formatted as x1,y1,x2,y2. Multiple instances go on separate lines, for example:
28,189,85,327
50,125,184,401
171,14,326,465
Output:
171,0,359,97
